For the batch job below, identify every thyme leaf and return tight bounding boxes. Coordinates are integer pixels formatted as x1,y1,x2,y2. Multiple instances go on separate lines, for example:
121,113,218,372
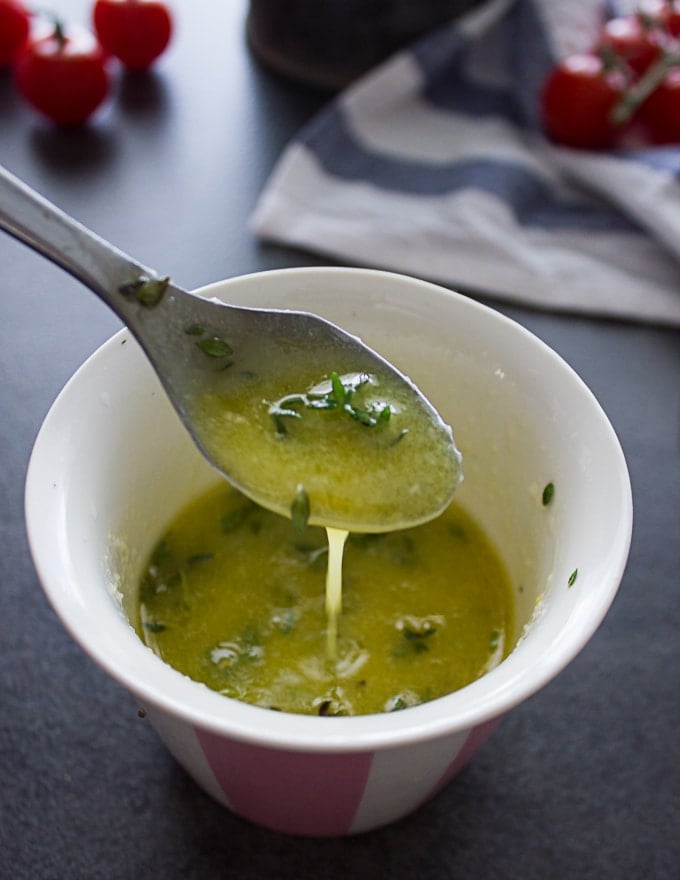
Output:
269,371,396,434
119,275,169,308
542,482,555,506
196,336,233,358
221,505,253,533
187,553,214,566
291,485,310,532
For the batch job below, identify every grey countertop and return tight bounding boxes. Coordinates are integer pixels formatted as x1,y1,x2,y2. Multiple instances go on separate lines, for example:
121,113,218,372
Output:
1,2,678,877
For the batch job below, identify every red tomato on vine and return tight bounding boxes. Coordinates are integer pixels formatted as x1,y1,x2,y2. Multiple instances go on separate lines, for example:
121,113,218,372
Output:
0,0,31,68
640,0,680,37
598,14,665,77
640,65,680,142
13,23,110,126
540,53,628,149
93,0,173,71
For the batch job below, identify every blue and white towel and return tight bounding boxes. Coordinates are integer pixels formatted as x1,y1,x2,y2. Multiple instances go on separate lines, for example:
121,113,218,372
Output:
251,0,680,326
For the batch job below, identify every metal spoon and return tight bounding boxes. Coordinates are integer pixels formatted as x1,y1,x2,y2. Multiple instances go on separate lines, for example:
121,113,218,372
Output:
0,165,460,531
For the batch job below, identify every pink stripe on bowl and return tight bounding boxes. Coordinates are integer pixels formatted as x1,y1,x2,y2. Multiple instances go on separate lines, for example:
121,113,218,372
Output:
195,727,374,836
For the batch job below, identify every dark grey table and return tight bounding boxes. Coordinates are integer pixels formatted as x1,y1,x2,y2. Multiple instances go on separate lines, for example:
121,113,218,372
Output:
1,2,678,877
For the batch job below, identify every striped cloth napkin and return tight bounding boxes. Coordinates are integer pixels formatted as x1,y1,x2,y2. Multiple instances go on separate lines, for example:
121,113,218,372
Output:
251,0,680,326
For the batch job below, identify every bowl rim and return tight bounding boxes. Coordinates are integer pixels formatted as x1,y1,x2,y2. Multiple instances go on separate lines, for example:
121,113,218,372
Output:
25,266,633,753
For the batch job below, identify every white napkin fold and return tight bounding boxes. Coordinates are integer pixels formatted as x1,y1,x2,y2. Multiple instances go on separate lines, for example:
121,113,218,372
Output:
251,0,680,326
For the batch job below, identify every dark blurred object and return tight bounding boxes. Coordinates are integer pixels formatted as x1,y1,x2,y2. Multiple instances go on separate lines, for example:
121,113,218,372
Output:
247,0,485,90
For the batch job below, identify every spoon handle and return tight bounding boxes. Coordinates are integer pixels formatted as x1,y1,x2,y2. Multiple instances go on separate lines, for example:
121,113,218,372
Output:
0,165,162,323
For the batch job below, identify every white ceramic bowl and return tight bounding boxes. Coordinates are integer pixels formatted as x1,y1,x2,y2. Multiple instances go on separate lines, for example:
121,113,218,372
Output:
26,268,632,836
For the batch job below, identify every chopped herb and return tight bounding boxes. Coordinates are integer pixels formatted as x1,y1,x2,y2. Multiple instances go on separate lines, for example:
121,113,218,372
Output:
397,621,437,655
489,630,500,650
390,534,417,566
447,523,467,541
143,621,167,633
347,403,390,426
542,482,555,506
272,608,296,634
187,553,214,566
184,324,205,336
139,539,181,602
385,692,421,711
307,546,329,567
316,698,347,716
403,624,436,641
119,275,169,308
294,542,328,567
291,485,310,532
331,370,345,403
268,371,398,434
242,626,261,647
349,532,385,549
210,636,263,668
196,336,233,358
248,517,263,535
221,505,252,533
568,568,578,587
389,428,409,446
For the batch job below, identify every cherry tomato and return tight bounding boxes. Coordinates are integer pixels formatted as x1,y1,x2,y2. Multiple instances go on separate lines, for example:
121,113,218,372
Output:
598,14,665,77
0,0,30,68
93,0,172,71
640,65,680,142
641,0,680,37
541,54,627,149
657,1,680,37
13,23,110,126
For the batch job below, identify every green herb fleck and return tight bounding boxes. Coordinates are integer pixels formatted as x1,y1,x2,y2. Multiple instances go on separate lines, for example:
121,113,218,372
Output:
542,482,555,506
272,608,296,634
139,539,181,602
568,568,578,587
307,546,329,567
221,505,252,533
389,428,409,446
269,371,397,434
291,485,310,532
389,697,408,712
489,630,500,650
143,621,167,633
331,370,345,403
399,621,437,654
119,275,169,308
187,553,214,566
210,634,263,669
390,534,417,566
316,698,347,717
184,323,205,336
403,624,436,640
349,532,386,549
196,336,233,358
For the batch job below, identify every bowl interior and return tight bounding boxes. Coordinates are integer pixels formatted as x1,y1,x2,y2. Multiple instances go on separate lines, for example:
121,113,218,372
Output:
26,268,632,749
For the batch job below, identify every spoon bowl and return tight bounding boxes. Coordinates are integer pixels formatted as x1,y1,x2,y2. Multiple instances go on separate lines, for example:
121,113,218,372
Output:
0,166,460,531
